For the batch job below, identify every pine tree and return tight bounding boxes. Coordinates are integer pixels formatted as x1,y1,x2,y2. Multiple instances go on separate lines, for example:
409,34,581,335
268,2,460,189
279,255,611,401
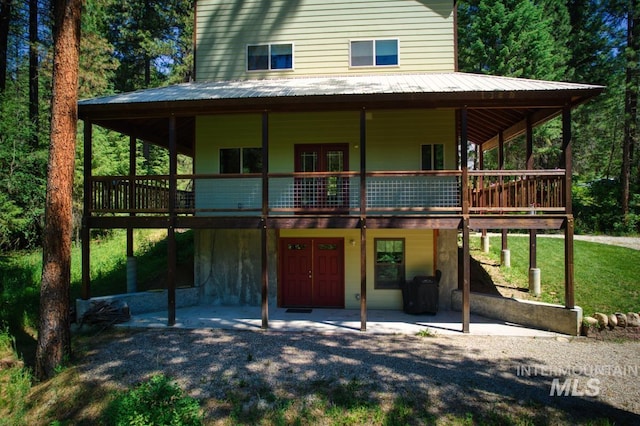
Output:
35,0,83,381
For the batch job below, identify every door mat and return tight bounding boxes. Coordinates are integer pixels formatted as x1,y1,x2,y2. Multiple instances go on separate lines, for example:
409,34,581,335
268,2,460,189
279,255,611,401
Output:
285,308,312,313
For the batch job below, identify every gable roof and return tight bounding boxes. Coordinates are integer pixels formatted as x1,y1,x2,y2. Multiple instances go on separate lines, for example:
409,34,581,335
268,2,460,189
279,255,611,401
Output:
78,72,603,155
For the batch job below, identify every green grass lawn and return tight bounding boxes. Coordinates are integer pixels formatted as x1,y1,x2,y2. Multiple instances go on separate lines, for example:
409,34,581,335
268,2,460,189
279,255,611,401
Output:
471,234,640,316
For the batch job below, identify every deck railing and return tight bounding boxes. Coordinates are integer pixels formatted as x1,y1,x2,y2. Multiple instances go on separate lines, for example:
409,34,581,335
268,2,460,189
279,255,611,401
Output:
468,170,565,213
89,170,565,216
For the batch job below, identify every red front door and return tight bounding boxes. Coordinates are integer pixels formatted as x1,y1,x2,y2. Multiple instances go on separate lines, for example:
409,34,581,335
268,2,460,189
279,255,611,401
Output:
280,238,345,308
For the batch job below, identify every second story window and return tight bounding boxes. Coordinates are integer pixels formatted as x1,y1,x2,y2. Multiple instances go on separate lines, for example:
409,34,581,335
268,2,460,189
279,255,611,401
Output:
350,39,399,67
220,148,262,173
247,43,293,71
421,144,445,170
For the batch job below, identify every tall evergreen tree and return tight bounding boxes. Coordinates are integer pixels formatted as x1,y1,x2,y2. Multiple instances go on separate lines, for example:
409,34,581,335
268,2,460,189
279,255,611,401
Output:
458,0,565,80
35,0,83,381
0,0,11,92
106,0,194,92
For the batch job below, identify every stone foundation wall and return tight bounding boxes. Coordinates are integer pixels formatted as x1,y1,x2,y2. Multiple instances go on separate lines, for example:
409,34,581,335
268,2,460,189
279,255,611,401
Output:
194,229,278,306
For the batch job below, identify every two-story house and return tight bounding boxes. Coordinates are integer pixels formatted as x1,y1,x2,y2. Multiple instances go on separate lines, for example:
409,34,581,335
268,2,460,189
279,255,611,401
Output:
78,0,602,334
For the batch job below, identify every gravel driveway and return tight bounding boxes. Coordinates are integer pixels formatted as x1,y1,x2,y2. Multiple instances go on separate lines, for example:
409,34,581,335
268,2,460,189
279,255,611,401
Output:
75,328,640,424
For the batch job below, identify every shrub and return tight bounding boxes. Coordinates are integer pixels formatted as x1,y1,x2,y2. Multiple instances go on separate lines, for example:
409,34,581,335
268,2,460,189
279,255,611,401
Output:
105,375,203,426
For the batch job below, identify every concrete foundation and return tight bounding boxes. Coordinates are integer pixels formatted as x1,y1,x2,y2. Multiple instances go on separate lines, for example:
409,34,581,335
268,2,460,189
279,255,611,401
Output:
481,235,490,253
501,249,511,268
437,229,458,310
451,290,583,335
529,268,541,296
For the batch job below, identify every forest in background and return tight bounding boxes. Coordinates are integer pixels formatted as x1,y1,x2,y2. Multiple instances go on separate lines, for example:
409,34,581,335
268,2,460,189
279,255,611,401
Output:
0,0,638,251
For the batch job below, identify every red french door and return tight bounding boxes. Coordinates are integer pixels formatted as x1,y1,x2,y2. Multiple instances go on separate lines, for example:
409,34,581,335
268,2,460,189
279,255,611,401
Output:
294,143,349,211
280,237,345,308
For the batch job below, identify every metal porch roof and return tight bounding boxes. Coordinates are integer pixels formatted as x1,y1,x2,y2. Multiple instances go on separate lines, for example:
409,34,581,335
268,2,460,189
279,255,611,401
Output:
78,72,604,155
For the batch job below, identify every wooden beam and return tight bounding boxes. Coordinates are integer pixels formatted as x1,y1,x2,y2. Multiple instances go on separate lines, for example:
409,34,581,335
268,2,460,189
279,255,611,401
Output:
167,116,177,326
81,121,92,300
127,134,136,258
561,107,572,215
525,115,534,170
564,217,575,309
462,216,470,333
461,108,469,215
269,216,361,229
366,216,462,229
360,109,367,332
261,112,269,330
469,216,566,229
360,218,367,332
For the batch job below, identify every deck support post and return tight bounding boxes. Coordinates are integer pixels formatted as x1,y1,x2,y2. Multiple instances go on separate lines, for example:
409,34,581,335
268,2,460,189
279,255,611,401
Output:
261,112,270,330
359,108,367,332
562,107,575,309
460,108,470,333
564,217,575,308
498,131,509,267
526,116,539,295
461,216,470,333
81,121,92,300
127,134,137,293
167,116,177,326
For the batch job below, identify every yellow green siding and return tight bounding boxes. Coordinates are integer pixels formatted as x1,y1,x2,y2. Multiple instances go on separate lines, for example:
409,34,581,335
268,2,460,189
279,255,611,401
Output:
195,110,455,174
196,0,455,80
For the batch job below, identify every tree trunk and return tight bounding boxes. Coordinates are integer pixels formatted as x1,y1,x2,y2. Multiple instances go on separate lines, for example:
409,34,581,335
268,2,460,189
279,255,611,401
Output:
0,0,11,92
35,0,83,381
29,0,39,147
622,0,639,216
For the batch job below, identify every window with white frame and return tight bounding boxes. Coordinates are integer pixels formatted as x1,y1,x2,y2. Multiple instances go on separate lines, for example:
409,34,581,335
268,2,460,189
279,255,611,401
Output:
421,144,445,170
350,39,399,67
220,148,262,173
247,43,293,71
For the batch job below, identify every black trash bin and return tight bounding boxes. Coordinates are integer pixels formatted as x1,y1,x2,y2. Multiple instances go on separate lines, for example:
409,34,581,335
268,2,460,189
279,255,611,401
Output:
401,270,441,315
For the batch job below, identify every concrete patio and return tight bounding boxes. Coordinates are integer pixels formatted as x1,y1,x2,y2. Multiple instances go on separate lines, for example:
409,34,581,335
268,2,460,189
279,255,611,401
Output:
118,305,566,337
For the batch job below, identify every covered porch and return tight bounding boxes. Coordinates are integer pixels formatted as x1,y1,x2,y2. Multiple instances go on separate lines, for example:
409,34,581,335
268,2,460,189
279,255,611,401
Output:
78,72,603,334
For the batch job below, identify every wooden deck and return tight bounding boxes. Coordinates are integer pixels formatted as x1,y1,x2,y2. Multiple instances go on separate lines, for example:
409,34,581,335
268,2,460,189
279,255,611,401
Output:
88,170,566,221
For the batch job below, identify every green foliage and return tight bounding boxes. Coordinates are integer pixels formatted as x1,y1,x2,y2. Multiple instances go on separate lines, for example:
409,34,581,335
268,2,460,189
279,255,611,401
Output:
0,251,41,331
573,178,640,234
458,0,567,80
0,329,32,422
105,0,194,92
105,375,203,426
0,90,47,250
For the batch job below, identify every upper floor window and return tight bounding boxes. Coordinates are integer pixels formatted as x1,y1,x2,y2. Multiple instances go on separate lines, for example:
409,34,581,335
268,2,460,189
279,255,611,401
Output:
421,144,444,170
247,43,293,71
350,39,399,67
220,148,262,173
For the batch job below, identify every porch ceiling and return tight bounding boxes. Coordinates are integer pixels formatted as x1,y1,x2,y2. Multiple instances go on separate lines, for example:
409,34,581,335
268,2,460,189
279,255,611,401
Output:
79,72,603,156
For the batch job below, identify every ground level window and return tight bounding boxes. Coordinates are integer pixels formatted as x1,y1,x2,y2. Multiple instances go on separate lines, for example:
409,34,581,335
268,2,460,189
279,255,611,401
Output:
421,144,444,170
374,238,405,289
220,148,262,173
